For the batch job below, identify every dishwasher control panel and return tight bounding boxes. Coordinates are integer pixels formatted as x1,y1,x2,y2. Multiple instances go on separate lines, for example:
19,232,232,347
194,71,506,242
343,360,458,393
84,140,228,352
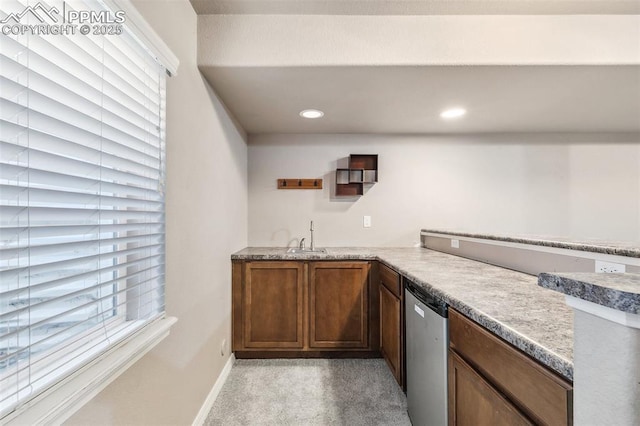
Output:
404,277,448,317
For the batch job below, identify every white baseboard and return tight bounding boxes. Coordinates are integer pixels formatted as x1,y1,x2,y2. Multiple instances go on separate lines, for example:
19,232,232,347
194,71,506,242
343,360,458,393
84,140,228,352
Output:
192,353,236,425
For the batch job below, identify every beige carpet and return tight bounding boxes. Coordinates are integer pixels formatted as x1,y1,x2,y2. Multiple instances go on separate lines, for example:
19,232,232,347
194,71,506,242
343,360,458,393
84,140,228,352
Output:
205,358,411,425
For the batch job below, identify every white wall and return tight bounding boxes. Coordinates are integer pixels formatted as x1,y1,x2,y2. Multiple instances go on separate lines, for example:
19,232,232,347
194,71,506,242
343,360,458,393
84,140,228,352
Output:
199,14,640,66
248,133,640,247
67,1,248,424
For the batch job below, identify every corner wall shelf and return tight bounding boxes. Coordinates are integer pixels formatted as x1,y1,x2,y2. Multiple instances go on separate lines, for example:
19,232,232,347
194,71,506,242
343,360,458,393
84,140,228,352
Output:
336,154,378,196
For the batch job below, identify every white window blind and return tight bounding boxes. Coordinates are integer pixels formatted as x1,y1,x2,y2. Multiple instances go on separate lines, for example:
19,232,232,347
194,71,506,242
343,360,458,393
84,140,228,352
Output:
0,0,167,417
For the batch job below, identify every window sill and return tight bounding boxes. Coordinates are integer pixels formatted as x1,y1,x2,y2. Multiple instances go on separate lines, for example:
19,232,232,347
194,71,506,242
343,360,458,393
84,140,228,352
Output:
2,316,178,425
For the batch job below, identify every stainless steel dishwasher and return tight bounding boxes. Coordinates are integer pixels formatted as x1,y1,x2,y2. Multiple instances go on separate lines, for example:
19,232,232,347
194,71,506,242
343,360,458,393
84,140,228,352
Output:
404,277,448,426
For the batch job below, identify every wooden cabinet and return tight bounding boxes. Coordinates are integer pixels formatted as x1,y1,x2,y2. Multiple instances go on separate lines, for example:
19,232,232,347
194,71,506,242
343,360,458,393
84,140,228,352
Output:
241,261,305,348
448,309,573,426
309,262,369,348
232,260,376,356
378,263,403,387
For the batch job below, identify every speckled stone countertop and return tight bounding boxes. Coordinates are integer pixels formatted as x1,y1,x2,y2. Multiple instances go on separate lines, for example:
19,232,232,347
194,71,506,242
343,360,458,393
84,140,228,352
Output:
232,247,379,261
232,247,574,381
539,272,640,314
421,229,640,258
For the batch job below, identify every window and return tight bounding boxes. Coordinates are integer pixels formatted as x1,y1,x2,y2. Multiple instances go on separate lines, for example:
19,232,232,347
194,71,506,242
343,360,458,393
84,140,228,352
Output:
0,0,173,418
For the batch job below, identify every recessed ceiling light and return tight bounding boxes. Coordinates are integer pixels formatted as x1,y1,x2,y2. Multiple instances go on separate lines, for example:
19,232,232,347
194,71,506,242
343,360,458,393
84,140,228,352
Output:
440,108,467,119
299,109,324,119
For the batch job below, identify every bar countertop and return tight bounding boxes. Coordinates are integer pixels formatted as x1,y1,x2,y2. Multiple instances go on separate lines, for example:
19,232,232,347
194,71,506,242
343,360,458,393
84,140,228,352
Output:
539,272,640,315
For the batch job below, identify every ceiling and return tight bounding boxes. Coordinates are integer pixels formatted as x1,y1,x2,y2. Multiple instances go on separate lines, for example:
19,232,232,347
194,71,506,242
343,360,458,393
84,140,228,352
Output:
190,0,640,16
200,65,640,134
191,1,640,135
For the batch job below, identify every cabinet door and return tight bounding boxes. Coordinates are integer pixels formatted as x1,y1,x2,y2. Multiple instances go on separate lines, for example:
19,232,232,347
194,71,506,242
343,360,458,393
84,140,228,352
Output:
243,261,305,349
309,262,370,348
449,351,533,426
380,284,402,386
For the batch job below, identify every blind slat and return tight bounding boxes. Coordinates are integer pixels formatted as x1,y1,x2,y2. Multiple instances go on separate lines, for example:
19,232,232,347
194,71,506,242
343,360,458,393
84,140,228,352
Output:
0,98,162,164
3,305,164,393
1,204,164,226
0,163,164,201
0,232,164,265
0,242,165,280
1,223,164,249
2,24,162,117
1,269,165,324
0,125,161,183
1,283,165,365
0,69,162,145
0,253,164,299
0,140,161,189
0,184,163,210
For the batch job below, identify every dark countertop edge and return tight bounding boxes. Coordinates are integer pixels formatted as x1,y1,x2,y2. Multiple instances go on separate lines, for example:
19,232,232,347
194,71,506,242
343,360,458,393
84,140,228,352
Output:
232,250,573,381
538,272,640,315
421,229,640,259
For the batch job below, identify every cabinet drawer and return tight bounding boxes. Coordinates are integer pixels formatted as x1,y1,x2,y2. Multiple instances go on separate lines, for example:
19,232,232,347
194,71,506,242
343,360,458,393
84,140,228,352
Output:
449,309,573,426
379,263,401,298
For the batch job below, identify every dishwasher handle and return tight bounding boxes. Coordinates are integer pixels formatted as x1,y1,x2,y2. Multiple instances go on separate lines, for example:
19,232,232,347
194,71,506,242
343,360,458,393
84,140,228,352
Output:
404,278,448,318
405,279,428,304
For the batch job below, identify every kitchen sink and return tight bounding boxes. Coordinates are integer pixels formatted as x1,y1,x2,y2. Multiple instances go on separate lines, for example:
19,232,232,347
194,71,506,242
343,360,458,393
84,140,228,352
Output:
286,247,328,254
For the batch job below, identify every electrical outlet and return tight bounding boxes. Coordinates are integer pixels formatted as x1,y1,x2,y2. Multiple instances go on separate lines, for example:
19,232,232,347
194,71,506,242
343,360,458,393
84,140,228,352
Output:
363,216,372,228
595,260,625,273
451,239,460,249
221,339,228,356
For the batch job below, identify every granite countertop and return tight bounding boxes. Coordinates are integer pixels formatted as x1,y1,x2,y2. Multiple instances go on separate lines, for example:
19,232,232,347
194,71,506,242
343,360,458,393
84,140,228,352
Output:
539,272,640,314
232,247,574,381
421,229,640,258
231,247,379,261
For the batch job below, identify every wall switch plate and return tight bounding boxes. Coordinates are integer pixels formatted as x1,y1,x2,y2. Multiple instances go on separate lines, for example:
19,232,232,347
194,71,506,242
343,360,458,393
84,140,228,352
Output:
363,216,372,228
451,239,460,249
595,260,625,273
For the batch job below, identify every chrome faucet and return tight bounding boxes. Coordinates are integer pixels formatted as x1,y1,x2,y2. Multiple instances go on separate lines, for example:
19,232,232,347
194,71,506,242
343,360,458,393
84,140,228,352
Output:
310,221,315,251
299,237,306,250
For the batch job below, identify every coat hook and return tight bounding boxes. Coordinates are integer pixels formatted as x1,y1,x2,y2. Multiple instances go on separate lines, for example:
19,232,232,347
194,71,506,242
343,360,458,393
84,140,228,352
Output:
282,180,287,187
298,180,302,186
